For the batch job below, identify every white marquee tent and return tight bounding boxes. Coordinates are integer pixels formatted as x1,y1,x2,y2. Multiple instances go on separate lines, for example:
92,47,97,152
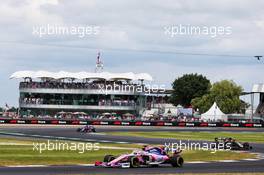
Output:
201,102,227,122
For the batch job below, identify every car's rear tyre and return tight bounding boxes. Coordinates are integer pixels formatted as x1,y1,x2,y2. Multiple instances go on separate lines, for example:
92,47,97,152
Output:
129,156,140,168
243,142,251,150
92,128,96,132
103,155,115,163
170,156,184,167
76,128,81,132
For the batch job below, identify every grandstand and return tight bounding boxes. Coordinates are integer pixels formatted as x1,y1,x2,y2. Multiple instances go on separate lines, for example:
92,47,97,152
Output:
10,70,156,118
230,84,264,123
10,69,178,120
252,84,264,122
9,53,178,120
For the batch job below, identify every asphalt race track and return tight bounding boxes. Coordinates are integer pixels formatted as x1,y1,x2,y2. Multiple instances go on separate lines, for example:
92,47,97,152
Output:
1,161,264,175
0,125,264,175
1,124,264,134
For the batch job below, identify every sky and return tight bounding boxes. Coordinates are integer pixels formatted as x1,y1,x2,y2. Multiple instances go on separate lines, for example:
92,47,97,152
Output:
0,0,264,107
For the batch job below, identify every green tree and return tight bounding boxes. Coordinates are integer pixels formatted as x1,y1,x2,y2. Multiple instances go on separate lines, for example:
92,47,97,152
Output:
170,73,211,107
191,80,246,114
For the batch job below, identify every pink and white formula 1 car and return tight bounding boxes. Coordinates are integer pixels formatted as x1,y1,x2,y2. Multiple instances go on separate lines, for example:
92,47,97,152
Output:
95,146,184,168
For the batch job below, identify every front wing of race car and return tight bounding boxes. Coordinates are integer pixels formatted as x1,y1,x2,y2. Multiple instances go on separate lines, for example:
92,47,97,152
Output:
95,161,131,168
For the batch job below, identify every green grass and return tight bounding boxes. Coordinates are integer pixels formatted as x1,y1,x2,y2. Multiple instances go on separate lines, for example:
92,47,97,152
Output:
0,137,257,166
0,143,130,166
182,150,254,161
0,145,129,166
107,131,264,143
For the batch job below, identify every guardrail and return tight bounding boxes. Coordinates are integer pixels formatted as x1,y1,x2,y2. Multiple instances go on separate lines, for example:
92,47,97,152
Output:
0,118,263,127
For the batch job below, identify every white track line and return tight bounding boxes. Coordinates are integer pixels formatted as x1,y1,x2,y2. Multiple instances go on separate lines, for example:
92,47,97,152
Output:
242,158,259,161
100,146,135,150
217,160,240,163
186,161,209,164
6,165,48,168
0,143,31,146
77,164,96,166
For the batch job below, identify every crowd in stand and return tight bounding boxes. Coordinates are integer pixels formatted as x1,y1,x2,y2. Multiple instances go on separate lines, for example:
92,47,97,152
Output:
20,81,103,89
20,97,136,107
19,81,139,91
20,98,44,105
98,99,136,106
17,113,196,122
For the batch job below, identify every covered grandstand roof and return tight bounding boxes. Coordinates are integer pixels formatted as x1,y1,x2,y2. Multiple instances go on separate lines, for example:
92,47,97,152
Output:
252,84,264,93
10,71,153,81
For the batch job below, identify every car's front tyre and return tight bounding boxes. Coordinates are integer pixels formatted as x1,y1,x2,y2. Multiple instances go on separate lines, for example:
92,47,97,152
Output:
128,156,140,168
170,156,184,167
103,155,115,163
